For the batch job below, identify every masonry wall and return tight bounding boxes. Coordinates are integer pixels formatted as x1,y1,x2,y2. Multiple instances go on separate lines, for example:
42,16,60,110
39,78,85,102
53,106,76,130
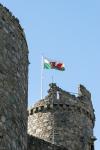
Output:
28,83,95,150
0,4,28,150
28,135,67,150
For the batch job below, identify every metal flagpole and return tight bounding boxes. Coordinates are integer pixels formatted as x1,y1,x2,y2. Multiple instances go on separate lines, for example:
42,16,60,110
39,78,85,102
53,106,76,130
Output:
52,92,54,145
41,56,44,99
51,70,55,146
52,69,55,83
52,76,54,83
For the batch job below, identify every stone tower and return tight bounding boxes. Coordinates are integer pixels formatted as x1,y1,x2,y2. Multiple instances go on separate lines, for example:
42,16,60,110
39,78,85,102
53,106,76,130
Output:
0,4,28,150
28,83,96,150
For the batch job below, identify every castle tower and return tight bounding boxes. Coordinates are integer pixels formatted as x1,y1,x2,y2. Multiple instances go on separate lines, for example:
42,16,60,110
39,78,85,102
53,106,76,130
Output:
28,83,96,150
0,4,28,150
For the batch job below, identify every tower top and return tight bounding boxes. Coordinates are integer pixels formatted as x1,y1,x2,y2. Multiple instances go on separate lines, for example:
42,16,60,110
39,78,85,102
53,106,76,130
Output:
48,83,91,98
28,83,95,149
28,83,94,123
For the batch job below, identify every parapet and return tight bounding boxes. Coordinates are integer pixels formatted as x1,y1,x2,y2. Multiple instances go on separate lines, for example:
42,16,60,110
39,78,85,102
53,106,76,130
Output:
28,83,95,124
78,84,91,99
28,83,95,149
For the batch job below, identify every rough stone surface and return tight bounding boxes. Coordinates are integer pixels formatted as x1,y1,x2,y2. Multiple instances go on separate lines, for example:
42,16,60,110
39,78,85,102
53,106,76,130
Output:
28,135,68,150
28,83,96,150
0,4,28,150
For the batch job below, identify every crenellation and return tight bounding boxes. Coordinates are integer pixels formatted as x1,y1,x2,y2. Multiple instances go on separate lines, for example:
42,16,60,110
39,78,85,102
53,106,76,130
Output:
78,84,91,99
0,73,96,149
28,83,95,149
28,102,95,125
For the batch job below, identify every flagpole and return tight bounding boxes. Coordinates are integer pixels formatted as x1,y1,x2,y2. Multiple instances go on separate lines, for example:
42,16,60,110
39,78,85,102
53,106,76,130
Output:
52,76,54,83
41,56,44,99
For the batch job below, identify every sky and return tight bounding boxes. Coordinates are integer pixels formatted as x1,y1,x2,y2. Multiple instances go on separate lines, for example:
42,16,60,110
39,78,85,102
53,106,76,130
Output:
0,0,100,149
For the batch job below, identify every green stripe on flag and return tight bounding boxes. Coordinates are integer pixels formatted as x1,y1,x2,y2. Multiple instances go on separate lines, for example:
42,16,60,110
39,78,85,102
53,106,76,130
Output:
44,63,51,69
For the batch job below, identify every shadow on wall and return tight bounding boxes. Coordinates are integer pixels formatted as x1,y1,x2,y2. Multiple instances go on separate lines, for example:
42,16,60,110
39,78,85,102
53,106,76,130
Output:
28,135,68,150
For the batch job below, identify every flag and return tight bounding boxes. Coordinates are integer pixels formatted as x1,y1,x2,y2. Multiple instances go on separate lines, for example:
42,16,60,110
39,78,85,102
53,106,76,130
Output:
43,58,65,71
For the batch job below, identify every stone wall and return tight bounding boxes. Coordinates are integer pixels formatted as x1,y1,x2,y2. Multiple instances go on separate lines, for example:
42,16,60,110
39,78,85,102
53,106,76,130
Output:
28,135,67,150
28,83,95,150
0,4,28,150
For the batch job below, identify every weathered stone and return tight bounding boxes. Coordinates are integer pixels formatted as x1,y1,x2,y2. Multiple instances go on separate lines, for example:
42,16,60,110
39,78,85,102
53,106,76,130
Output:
0,3,28,150
1,116,6,122
28,135,68,150
28,83,95,150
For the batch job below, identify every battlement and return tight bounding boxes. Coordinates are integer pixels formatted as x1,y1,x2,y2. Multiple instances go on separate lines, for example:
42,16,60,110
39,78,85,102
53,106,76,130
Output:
78,84,91,99
28,83,95,122
28,83,95,148
28,105,95,129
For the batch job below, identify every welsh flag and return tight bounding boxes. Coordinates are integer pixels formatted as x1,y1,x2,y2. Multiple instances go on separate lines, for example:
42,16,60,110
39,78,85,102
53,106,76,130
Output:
43,58,65,71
